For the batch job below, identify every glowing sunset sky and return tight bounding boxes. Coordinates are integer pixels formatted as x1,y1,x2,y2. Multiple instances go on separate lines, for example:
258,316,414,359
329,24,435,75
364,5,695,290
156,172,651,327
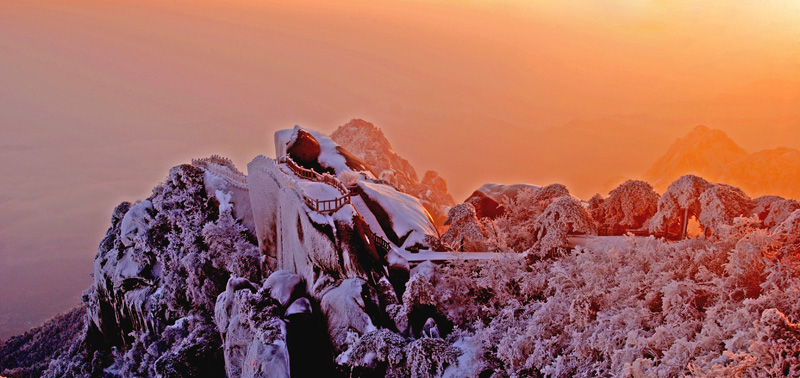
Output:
0,0,798,336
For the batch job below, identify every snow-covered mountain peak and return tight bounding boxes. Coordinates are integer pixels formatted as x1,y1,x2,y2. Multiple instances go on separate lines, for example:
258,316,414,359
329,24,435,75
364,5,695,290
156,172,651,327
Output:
331,119,456,225
644,125,748,191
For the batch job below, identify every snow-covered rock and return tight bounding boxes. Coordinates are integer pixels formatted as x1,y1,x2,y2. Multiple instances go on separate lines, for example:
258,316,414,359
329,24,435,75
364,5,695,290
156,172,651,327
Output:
215,277,290,378
120,200,154,247
320,278,380,353
263,271,307,308
471,183,541,203
356,180,439,251
35,126,457,378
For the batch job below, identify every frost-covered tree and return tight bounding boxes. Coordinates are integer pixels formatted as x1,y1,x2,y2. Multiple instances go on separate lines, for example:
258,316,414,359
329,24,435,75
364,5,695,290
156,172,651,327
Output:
201,209,262,283
599,180,659,235
441,203,487,252
492,184,572,252
698,184,752,237
649,175,712,238
529,196,595,259
587,193,605,226
751,195,800,229
406,338,459,378
336,329,407,377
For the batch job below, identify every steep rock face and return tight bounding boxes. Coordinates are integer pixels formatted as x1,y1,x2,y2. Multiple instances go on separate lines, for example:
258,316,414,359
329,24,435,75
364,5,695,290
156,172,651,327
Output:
331,119,456,226
271,126,441,251
247,156,391,296
75,164,260,377
34,126,454,378
331,119,417,191
215,274,335,378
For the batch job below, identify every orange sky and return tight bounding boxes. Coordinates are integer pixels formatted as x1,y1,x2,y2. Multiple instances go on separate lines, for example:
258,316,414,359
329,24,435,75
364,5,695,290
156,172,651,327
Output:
0,0,799,335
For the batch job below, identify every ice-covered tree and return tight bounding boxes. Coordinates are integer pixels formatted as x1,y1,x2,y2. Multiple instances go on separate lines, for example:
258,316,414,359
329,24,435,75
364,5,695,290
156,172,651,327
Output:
441,203,487,252
492,184,572,252
587,193,605,226
698,184,752,237
529,196,595,259
648,175,712,238
599,180,659,235
751,195,800,229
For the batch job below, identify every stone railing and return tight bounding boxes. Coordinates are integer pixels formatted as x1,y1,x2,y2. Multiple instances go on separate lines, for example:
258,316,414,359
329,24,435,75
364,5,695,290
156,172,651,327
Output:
192,155,247,189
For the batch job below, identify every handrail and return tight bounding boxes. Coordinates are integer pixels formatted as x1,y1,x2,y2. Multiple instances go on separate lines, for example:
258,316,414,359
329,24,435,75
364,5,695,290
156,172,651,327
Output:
275,155,352,214
192,156,248,190
370,230,392,252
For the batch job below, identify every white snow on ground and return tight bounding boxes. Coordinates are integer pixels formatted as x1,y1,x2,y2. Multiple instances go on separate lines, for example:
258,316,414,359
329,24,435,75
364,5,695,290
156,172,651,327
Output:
305,128,353,173
293,179,343,201
358,180,438,249
398,236,642,263
398,248,510,262
567,235,643,251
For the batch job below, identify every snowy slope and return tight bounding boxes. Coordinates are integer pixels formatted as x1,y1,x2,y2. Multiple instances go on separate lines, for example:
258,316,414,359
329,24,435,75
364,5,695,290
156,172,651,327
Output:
357,180,439,250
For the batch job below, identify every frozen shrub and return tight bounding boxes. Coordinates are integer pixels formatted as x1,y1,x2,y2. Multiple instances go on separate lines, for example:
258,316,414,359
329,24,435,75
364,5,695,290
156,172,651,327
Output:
698,309,800,377
201,209,262,282
750,196,800,229
406,338,459,378
338,170,360,187
491,184,571,252
336,329,407,377
587,193,605,227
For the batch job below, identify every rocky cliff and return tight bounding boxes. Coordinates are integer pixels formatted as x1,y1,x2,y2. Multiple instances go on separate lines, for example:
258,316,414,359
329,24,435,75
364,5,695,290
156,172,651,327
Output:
21,126,450,378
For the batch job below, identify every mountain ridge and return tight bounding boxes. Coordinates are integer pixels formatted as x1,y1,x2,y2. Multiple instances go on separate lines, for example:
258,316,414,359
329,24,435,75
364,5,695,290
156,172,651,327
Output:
644,125,800,199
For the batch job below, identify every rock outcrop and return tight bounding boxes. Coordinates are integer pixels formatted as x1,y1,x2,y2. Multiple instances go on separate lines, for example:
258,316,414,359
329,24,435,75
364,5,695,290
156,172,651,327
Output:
35,126,452,378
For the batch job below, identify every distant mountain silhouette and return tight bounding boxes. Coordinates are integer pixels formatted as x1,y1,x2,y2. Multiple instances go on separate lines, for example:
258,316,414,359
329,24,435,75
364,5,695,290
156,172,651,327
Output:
644,125,800,199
